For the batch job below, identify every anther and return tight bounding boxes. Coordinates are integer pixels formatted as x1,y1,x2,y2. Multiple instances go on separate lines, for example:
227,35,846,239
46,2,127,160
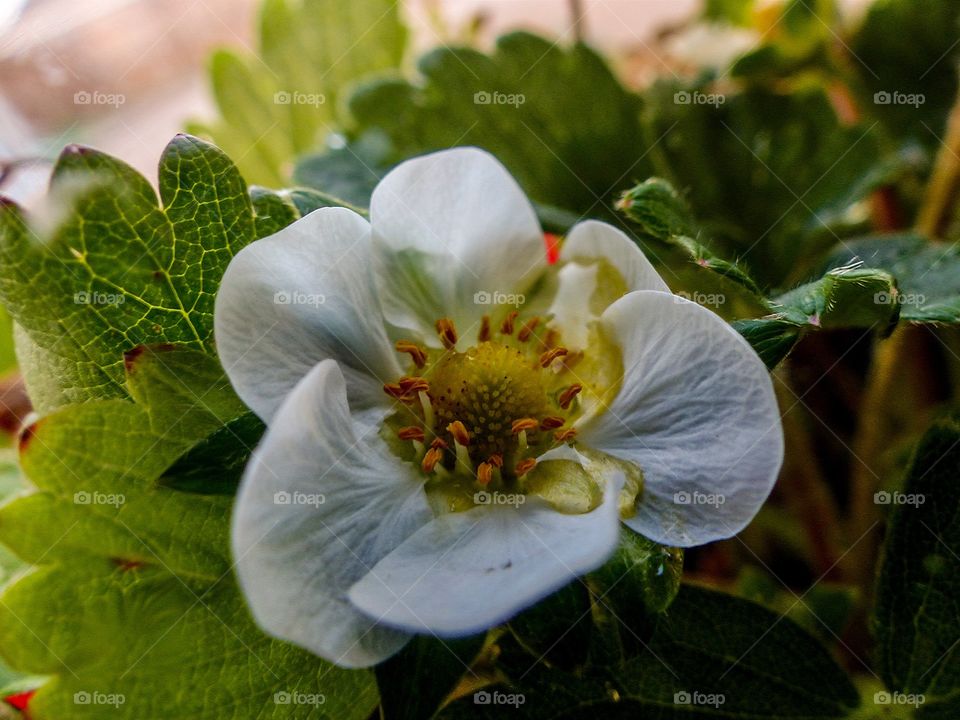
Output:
477,462,493,486
518,317,540,342
478,315,491,342
422,447,444,473
515,458,537,477
554,428,577,443
539,347,569,368
511,418,539,435
398,426,425,442
431,438,448,450
488,454,504,468
395,340,427,368
435,318,458,349
539,328,560,351
398,376,429,394
558,384,582,409
447,420,471,446
500,311,518,335
383,383,406,400
540,416,565,430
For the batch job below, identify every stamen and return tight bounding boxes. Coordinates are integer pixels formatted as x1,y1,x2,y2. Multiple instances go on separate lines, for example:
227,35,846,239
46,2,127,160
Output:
558,384,583,410
488,454,504,468
395,340,427,368
422,447,444,473
517,317,540,342
554,428,577,443
539,347,569,368
539,328,560,351
447,421,471,446
383,382,406,400
511,418,539,434
540,416,565,430
478,315,491,342
477,462,493,486
398,426,425,442
398,376,429,394
515,458,537,477
435,318,458,349
420,391,435,429
431,438,448,450
500,311,518,335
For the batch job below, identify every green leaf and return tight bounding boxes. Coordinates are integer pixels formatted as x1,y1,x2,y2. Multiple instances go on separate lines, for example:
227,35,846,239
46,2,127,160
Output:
873,413,960,716
159,413,266,495
337,32,648,218
589,529,683,618
618,178,764,298
851,0,960,148
440,585,859,719
617,176,901,366
0,137,248,412
376,634,486,720
729,0,837,82
642,84,895,288
190,0,407,186
0,380,377,718
825,233,960,323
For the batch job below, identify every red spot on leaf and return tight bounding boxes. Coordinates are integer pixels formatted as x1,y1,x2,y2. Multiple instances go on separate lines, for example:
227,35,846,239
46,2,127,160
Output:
123,343,178,371
112,557,147,572
544,233,561,265
5,689,35,712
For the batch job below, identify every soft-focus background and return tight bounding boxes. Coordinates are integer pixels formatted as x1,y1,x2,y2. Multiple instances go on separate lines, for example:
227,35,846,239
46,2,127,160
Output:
0,0,873,197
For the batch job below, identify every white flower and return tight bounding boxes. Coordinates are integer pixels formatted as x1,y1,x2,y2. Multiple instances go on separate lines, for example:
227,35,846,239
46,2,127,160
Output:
215,148,783,668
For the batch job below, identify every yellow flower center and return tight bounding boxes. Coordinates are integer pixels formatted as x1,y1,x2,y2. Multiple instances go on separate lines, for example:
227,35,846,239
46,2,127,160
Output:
383,312,589,495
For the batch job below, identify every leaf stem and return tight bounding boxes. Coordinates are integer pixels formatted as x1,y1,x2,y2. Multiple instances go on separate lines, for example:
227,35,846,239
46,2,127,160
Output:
917,93,960,239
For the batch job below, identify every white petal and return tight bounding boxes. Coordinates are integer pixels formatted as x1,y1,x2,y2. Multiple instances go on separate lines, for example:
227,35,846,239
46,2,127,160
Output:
215,207,400,422
348,477,623,636
370,148,546,344
548,221,669,348
578,291,783,547
547,262,598,349
232,360,433,668
560,220,669,293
